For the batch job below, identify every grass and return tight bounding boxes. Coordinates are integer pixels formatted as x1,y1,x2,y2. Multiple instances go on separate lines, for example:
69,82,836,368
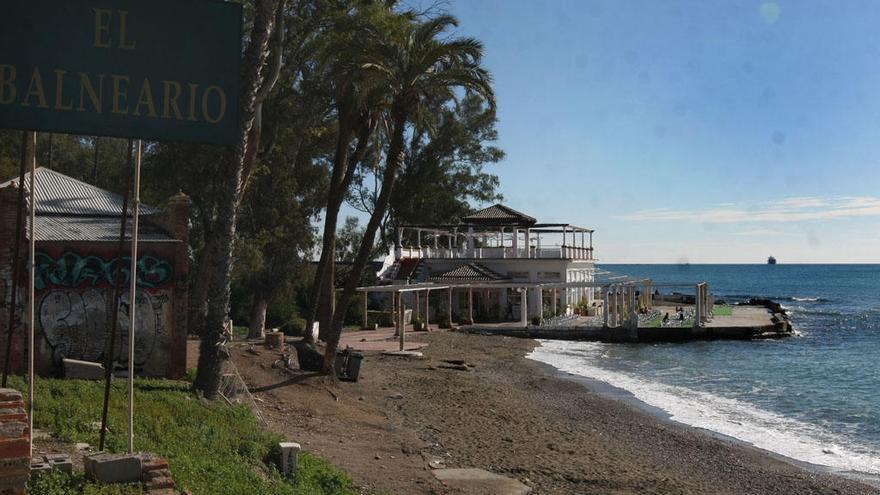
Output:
643,314,663,328
713,305,733,316
232,325,250,339
7,375,356,495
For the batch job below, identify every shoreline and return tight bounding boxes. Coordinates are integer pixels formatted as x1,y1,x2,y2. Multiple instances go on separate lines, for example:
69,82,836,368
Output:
225,332,880,494
529,351,880,489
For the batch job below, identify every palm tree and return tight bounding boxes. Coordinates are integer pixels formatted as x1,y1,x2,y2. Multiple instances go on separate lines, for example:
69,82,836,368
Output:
322,13,495,371
305,4,391,343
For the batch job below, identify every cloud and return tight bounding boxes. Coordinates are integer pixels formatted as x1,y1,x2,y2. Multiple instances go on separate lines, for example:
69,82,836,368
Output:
619,196,880,223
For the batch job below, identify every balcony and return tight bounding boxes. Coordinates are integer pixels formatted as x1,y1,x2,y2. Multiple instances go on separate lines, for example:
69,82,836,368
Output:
397,245,594,261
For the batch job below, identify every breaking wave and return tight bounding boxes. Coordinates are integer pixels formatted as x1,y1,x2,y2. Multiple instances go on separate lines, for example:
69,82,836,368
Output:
528,340,880,477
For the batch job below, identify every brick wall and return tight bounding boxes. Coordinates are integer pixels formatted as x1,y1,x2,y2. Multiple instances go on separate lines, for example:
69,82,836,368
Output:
0,388,28,495
0,183,190,379
0,187,26,376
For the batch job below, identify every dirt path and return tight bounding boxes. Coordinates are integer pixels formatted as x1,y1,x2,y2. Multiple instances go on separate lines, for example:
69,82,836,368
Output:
203,333,879,494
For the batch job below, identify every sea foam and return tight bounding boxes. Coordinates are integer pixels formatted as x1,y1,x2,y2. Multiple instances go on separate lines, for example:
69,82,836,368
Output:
528,340,880,476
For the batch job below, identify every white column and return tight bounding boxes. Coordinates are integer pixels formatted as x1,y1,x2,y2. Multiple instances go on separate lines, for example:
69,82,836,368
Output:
520,288,528,327
603,289,609,326
561,226,567,258
398,293,405,351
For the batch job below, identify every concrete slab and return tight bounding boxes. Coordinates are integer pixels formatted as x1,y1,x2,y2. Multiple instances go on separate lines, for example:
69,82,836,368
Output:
433,468,530,494
84,452,142,483
381,350,424,358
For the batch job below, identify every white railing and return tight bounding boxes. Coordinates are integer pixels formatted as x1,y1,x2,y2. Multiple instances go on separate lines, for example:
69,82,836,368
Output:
397,245,594,260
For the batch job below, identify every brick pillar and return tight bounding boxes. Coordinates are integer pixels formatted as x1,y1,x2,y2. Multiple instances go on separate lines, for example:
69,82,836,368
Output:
0,186,26,375
0,388,29,495
166,192,190,379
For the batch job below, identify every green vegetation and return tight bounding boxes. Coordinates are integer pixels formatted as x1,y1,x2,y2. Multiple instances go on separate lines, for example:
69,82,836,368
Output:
8,376,355,495
28,471,143,495
643,314,663,328
713,305,734,316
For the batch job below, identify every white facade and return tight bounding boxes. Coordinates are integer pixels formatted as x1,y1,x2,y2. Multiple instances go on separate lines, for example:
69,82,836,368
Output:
382,204,597,318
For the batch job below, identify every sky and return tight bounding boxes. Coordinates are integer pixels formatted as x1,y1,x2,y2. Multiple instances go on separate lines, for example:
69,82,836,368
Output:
392,0,880,263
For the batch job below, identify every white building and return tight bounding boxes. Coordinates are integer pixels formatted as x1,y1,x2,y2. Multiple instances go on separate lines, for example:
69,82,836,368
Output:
377,204,597,322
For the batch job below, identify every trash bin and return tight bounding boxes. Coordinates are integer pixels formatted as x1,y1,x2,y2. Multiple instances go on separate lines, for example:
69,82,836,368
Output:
335,348,363,382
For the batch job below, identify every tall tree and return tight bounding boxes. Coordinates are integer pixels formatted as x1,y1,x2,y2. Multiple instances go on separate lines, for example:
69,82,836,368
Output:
193,0,283,398
348,91,504,243
304,3,395,342
322,13,495,371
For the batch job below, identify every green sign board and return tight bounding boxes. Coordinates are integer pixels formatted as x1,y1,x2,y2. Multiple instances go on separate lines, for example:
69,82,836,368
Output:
0,0,242,145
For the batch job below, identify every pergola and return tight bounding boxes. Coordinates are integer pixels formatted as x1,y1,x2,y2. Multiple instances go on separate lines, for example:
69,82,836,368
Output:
355,283,451,352
356,273,663,346
396,222,594,258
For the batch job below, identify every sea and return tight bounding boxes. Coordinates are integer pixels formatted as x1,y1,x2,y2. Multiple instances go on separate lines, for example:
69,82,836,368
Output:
527,264,880,480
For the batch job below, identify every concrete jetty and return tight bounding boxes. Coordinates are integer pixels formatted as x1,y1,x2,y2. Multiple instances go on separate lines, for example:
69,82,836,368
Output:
459,300,793,343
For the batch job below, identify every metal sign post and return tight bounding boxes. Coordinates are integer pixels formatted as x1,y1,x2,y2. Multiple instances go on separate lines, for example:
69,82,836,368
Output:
27,131,36,457
127,140,142,453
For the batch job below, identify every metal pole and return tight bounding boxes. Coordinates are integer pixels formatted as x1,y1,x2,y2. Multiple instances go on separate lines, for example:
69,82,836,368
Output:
27,131,36,458
98,139,134,451
2,132,29,386
127,140,142,453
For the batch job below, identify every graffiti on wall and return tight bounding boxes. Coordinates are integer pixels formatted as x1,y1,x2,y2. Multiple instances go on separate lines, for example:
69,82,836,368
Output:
35,251,173,291
38,288,170,372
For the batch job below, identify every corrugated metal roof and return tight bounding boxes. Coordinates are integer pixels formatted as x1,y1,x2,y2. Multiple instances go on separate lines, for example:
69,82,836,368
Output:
430,262,508,282
33,216,176,242
0,168,159,216
462,204,537,226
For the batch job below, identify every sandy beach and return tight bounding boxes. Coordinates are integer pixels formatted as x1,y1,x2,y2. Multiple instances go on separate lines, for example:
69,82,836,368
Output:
220,332,880,494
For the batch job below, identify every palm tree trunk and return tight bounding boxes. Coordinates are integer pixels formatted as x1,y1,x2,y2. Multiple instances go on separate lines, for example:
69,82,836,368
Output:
305,119,374,343
248,296,268,339
304,125,352,343
193,0,280,398
323,111,406,372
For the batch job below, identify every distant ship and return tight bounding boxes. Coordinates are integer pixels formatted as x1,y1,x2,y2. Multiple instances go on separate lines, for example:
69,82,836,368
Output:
767,256,777,265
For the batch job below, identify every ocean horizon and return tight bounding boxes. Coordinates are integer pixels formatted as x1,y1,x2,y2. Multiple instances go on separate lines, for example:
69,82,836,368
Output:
529,264,880,479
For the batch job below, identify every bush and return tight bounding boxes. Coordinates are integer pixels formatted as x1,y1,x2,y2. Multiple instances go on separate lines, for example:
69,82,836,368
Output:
530,316,541,326
368,311,393,328
284,315,307,336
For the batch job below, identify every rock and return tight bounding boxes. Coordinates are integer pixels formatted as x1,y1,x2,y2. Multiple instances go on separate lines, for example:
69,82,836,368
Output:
292,341,324,371
441,359,466,365
438,364,470,371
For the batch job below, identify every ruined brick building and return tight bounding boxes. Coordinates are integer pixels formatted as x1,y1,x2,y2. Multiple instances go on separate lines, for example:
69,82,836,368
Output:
0,168,189,378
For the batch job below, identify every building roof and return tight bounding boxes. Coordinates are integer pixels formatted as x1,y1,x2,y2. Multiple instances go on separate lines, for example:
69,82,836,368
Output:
462,204,537,226
429,262,509,283
34,216,175,242
0,167,160,216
